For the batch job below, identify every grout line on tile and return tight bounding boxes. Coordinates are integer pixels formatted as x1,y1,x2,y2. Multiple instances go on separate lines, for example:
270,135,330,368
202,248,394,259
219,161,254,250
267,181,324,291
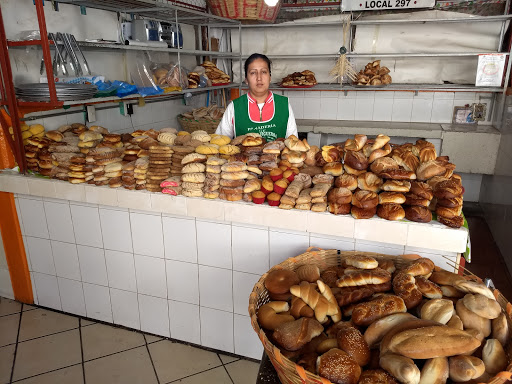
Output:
143,334,161,384
9,306,23,384
165,365,229,384
79,318,86,384
16,326,81,344
10,363,84,384
222,362,236,384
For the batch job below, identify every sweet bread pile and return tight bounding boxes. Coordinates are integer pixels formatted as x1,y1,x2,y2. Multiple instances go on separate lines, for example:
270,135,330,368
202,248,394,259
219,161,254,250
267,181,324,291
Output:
201,61,230,85
280,70,318,87
354,60,392,86
180,105,225,120
258,253,508,384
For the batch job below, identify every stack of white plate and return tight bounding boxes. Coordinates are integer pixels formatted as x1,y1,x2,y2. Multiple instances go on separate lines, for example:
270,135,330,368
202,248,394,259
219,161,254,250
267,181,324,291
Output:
15,83,97,101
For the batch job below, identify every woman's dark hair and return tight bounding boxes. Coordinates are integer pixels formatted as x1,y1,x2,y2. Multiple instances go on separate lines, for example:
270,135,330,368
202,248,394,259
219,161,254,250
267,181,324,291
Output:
244,53,272,78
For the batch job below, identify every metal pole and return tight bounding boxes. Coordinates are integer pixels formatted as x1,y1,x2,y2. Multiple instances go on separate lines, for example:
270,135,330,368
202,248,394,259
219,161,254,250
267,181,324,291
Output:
239,23,242,93
175,9,182,90
35,0,58,105
0,6,26,172
498,0,510,51
499,36,512,130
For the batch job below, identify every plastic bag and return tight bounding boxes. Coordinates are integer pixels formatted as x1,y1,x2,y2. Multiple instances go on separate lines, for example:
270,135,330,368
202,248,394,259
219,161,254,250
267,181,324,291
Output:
111,80,138,98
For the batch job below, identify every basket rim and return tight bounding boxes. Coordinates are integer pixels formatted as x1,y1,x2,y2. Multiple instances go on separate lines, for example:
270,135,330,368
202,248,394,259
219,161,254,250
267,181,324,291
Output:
248,249,512,384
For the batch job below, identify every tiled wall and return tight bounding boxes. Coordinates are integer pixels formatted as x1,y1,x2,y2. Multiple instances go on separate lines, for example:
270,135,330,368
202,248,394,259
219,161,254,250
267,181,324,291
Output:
0,232,14,299
285,90,493,124
25,97,204,134
13,193,461,359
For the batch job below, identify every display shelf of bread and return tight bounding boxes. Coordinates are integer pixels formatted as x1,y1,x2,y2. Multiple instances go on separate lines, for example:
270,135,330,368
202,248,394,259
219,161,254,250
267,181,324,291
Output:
201,61,230,85
354,60,392,86
280,70,318,88
249,249,511,384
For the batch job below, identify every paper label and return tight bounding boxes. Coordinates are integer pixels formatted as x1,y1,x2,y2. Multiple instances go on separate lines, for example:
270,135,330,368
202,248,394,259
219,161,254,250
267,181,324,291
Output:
476,53,506,87
342,0,434,11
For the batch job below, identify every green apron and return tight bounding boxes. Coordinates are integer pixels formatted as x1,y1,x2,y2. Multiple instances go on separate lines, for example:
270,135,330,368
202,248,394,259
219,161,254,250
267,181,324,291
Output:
233,93,289,142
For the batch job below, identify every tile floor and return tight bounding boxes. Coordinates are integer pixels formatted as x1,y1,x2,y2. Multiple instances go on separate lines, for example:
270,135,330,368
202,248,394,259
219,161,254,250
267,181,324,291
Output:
0,298,259,384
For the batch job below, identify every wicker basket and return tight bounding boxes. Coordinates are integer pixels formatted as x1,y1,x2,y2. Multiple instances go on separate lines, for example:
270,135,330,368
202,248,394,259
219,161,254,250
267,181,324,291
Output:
207,0,281,23
248,249,512,384
177,115,220,135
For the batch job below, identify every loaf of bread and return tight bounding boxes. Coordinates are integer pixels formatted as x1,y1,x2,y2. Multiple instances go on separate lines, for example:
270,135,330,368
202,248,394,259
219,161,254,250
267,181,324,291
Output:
257,301,295,330
415,276,442,299
337,326,370,366
418,357,449,384
387,326,481,359
358,369,399,384
352,295,407,326
273,317,324,351
392,272,423,309
448,355,485,382
364,312,417,348
461,293,501,319
455,300,491,337
420,298,454,324
379,353,420,384
336,268,391,287
492,312,509,347
317,348,361,384
482,338,507,374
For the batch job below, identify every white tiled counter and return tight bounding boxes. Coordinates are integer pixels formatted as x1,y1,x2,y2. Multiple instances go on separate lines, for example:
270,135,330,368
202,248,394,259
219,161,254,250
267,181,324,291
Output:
0,171,468,359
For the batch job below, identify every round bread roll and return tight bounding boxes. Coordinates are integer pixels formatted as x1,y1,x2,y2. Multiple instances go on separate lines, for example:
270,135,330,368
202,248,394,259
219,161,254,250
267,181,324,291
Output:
182,163,206,174
181,172,205,183
420,298,454,324
181,153,207,165
352,190,378,209
295,265,320,283
323,162,344,176
219,144,241,155
492,312,509,347
358,369,398,384
456,299,491,337
438,215,464,228
379,192,406,205
242,135,263,147
370,157,399,174
344,163,367,176
482,338,507,374
454,280,495,301
409,181,434,200
265,269,300,294
358,172,383,192
416,160,446,181
419,357,449,384
344,150,368,171
436,205,462,219
210,134,231,146
221,161,247,172
327,187,352,205
304,146,320,166
446,314,464,330
182,189,203,197
415,276,442,299
329,203,352,215
337,326,370,366
440,285,464,298
405,205,432,223
317,348,361,384
461,293,501,319
221,171,249,180
206,156,227,166
448,355,485,382
377,204,405,221
335,174,358,190
382,180,411,192
351,205,377,219
196,143,219,155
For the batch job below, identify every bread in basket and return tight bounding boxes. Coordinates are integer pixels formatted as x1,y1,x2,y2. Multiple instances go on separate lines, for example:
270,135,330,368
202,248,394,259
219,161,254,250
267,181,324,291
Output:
249,249,512,384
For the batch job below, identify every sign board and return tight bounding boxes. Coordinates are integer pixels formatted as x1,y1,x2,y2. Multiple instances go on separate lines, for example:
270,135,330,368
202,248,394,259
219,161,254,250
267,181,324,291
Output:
475,53,506,87
342,0,435,11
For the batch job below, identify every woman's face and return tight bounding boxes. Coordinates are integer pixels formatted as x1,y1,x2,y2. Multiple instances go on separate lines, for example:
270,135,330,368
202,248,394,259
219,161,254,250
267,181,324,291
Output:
245,58,271,95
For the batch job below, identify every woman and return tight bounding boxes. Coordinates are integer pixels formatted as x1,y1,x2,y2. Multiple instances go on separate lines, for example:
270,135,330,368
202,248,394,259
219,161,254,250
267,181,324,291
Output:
216,53,298,142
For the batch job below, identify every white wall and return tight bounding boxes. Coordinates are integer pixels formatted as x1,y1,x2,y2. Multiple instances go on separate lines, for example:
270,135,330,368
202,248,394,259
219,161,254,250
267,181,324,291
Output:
0,229,14,299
